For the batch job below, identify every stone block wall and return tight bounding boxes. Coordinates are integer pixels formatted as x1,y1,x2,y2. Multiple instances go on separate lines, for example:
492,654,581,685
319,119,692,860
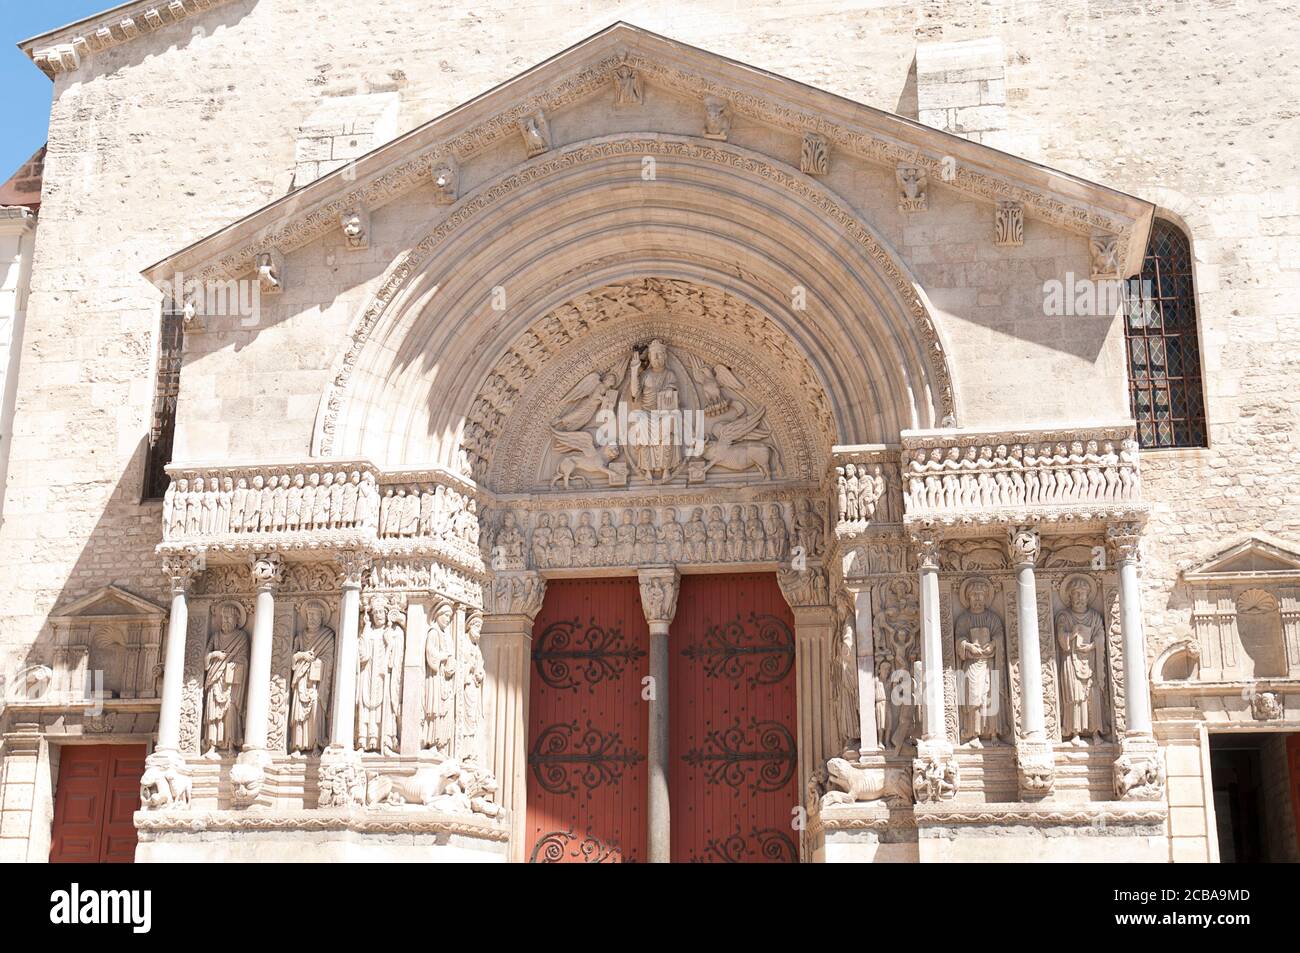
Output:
0,0,1296,735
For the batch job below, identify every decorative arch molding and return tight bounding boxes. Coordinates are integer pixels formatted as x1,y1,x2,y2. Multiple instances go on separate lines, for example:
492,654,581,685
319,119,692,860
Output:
312,134,957,468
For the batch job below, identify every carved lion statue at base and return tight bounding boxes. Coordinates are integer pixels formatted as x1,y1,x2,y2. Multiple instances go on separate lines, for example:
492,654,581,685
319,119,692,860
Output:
820,757,912,808
139,766,192,810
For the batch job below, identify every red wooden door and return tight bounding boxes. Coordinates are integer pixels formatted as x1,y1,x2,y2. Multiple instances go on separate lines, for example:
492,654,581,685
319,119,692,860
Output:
49,744,146,863
526,578,649,862
670,573,799,862
1288,734,1300,853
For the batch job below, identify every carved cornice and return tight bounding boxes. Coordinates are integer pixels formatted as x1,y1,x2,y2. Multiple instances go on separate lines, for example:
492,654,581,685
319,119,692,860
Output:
132,808,509,840
912,801,1167,827
22,0,228,78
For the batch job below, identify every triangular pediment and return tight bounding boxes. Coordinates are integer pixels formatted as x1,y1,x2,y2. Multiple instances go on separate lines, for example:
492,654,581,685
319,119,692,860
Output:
50,585,167,623
1184,534,1300,582
142,21,1153,289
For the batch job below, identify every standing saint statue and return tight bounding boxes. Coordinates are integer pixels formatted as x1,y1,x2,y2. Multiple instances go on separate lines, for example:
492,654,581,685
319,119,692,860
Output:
289,599,335,754
456,611,485,762
832,594,860,751
627,339,681,481
953,576,1006,747
422,600,457,754
203,601,249,757
357,597,404,754
1055,574,1107,745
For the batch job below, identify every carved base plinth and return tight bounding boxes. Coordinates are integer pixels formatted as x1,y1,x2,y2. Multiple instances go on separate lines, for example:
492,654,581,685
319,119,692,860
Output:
232,749,271,808
1015,739,1056,800
1113,733,1165,801
912,740,958,803
317,746,367,808
139,750,193,812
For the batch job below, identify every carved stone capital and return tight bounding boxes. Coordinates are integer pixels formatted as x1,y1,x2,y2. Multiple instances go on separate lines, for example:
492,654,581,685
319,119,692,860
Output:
249,552,285,591
777,566,829,609
910,530,941,571
911,739,958,803
1106,521,1143,565
1008,525,1041,567
161,554,203,594
1113,733,1165,800
334,550,372,589
1015,738,1056,799
637,567,680,628
484,571,546,621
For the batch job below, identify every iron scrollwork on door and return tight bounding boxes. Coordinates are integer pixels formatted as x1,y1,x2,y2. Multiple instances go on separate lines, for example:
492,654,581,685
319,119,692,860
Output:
529,829,629,863
532,617,646,692
681,612,794,685
682,716,796,793
528,720,645,795
691,825,800,863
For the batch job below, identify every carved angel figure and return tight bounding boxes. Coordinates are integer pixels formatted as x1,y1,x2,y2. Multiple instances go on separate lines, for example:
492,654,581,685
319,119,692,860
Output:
553,368,623,432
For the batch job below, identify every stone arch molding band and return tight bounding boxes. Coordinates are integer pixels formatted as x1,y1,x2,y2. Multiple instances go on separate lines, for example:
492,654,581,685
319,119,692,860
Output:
311,134,958,469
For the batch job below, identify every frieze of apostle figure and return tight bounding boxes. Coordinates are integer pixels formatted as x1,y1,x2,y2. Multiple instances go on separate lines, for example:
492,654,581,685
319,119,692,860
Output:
357,597,404,754
203,601,249,757
289,599,335,754
954,576,1007,747
627,339,681,481
1055,574,1107,745
422,600,456,755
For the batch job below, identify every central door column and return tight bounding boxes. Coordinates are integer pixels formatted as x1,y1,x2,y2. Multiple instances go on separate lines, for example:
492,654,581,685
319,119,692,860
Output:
637,566,680,864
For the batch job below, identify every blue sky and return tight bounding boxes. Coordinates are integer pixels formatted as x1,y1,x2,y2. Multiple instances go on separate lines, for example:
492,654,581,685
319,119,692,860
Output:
1,3,114,179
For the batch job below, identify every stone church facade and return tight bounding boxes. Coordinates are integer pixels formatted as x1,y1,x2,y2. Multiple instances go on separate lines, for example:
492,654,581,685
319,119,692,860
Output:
0,2,1296,863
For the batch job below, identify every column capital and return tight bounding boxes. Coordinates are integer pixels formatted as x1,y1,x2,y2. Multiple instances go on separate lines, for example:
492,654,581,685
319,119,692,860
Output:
1007,524,1041,567
161,554,202,594
248,551,285,591
1106,521,1143,565
638,567,680,628
334,550,372,589
776,565,829,610
484,570,546,621
909,529,941,571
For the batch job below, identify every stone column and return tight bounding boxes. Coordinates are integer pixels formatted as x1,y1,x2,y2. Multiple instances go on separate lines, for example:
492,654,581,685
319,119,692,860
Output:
318,551,369,808
849,586,879,753
1108,523,1164,800
777,568,837,817
139,556,201,811
156,556,199,756
909,533,957,802
482,571,546,862
1009,526,1053,798
233,551,283,806
638,566,680,865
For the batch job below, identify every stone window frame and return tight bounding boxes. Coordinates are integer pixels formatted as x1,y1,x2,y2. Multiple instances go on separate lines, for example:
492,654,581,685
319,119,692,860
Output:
1124,218,1208,449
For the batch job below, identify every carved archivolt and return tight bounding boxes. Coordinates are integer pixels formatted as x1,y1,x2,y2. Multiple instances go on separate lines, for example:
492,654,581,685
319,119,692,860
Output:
315,137,958,459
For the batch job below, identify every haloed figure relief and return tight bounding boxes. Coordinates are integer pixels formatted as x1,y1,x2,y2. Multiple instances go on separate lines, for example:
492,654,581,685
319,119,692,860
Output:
1056,574,1107,745
290,599,335,754
954,576,1007,747
203,601,250,756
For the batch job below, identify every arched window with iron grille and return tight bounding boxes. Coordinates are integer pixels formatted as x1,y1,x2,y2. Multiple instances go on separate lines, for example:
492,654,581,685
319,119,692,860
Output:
1124,219,1206,448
